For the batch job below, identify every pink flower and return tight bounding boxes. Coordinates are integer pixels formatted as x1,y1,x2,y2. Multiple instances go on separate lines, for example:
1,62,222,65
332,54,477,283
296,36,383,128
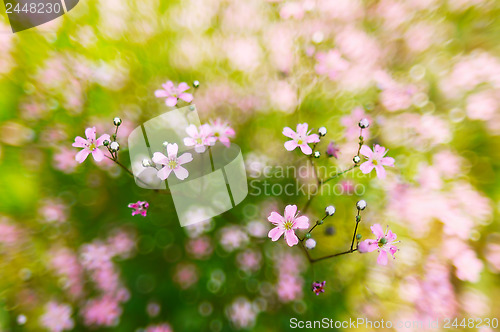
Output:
227,298,258,329
267,205,309,247
81,296,122,327
128,201,149,217
314,50,349,80
72,127,110,163
53,147,78,173
282,123,320,155
358,224,399,265
326,141,340,158
311,281,326,295
40,302,74,332
145,323,173,332
154,81,193,107
359,144,395,179
183,124,216,153
209,119,235,147
152,143,193,180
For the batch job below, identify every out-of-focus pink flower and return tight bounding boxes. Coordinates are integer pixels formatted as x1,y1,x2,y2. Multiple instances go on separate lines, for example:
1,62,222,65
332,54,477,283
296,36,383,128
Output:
359,144,395,179
227,297,258,329
173,263,198,289
153,143,193,180
39,199,67,224
314,50,349,80
186,236,213,259
340,180,355,195
49,247,84,298
380,84,416,111
91,264,121,294
280,2,305,19
40,302,74,332
236,249,262,272
486,240,500,273
145,323,173,332
276,274,303,302
268,205,309,247
311,281,326,295
326,141,340,158
341,107,371,140
358,224,399,265
183,124,216,153
128,201,149,217
53,147,78,173
107,230,136,258
72,127,110,163
81,296,122,327
283,123,320,155
466,90,498,121
209,119,235,147
80,242,113,270
219,226,249,252
154,81,193,107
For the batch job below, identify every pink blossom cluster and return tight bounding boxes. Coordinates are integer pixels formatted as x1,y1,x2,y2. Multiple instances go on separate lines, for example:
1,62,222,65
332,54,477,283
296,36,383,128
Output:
39,302,74,332
77,230,136,327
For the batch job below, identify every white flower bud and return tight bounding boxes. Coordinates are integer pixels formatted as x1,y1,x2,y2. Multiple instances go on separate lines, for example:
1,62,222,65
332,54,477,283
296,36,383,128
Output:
305,238,316,249
325,205,336,216
356,200,367,210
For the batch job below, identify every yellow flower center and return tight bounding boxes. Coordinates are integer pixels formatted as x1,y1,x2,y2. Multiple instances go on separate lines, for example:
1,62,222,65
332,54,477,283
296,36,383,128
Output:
283,219,294,230
168,159,178,169
89,143,96,151
297,139,303,145
196,138,203,145
372,159,378,165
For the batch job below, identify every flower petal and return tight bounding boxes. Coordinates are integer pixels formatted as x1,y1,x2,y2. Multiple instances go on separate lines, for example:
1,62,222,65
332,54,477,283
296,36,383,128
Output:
284,229,299,247
296,123,308,136
173,166,189,180
370,224,385,239
179,93,193,103
359,145,373,158
157,166,172,180
91,148,104,162
293,216,309,229
380,157,395,167
85,127,96,141
306,134,320,143
75,149,90,163
96,134,111,146
284,140,298,151
268,212,284,225
72,136,87,148
375,165,386,179
299,144,312,155
194,145,206,153
177,82,190,93
177,152,193,165
167,143,178,157
165,97,178,107
186,124,198,138
358,240,378,253
284,205,298,220
359,161,375,174
386,229,397,242
268,227,285,241
282,127,296,139
155,89,169,98
152,152,169,165
184,137,196,147
377,250,388,265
